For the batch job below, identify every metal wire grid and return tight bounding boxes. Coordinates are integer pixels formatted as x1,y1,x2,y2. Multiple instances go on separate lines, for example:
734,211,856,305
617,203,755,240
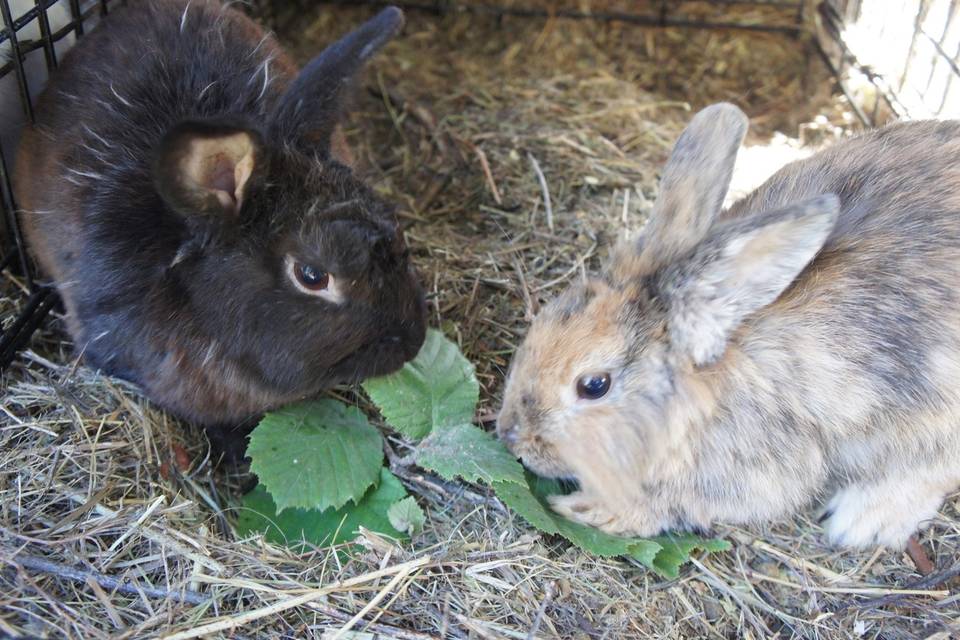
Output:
0,0,127,370
815,0,960,124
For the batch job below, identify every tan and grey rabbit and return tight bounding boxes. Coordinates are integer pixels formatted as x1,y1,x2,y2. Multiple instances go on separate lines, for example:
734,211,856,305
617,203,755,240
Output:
497,102,960,548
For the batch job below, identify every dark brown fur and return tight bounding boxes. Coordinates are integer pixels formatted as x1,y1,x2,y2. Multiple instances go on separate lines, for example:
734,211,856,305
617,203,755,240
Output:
15,0,426,427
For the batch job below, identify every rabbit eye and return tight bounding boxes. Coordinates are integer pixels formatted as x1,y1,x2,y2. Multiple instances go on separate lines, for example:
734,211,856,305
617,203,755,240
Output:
285,255,342,302
576,373,611,400
295,263,329,291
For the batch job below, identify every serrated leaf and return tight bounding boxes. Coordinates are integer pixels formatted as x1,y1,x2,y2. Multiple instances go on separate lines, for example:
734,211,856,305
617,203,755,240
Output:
247,400,384,512
493,472,725,577
236,468,408,546
492,477,565,536
648,533,732,579
493,474,648,557
628,539,664,570
387,496,426,536
417,423,525,486
363,329,479,439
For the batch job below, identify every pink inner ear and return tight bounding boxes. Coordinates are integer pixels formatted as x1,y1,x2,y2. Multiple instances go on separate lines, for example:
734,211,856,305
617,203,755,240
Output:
182,133,257,213
205,153,238,195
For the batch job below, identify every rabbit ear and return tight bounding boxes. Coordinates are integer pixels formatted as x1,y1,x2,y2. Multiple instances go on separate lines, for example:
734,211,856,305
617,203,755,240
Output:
154,121,262,219
643,103,748,262
270,7,403,151
664,194,840,366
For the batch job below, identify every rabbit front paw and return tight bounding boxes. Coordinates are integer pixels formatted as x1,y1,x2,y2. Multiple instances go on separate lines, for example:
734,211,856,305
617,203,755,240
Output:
821,481,945,549
548,491,662,537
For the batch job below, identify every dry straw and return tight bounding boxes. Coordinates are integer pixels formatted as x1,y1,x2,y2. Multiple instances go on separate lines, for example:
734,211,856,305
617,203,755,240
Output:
2,1,957,638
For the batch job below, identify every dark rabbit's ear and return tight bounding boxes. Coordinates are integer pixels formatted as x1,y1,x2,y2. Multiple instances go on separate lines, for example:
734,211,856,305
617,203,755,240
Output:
644,103,748,260
270,7,404,151
154,121,262,219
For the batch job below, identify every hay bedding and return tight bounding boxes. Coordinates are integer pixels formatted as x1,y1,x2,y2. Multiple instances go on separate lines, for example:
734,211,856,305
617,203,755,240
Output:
1,2,958,638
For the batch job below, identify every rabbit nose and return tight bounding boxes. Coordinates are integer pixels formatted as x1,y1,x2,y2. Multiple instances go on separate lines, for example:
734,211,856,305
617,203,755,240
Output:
497,420,520,447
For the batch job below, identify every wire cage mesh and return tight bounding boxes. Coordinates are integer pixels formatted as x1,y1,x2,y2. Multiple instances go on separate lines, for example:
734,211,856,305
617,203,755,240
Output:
815,0,960,125
0,0,135,369
1,0,958,372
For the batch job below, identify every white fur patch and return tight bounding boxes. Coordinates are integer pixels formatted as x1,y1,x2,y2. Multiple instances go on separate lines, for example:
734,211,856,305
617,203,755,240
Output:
823,477,947,549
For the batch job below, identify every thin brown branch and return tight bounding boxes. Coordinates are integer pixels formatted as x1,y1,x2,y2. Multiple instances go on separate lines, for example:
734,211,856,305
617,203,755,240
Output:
7,553,210,606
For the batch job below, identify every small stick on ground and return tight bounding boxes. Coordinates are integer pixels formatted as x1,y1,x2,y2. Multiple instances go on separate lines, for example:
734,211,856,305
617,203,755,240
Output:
527,581,557,640
837,562,960,613
527,153,554,232
737,534,846,583
465,141,502,205
513,256,538,321
7,553,210,606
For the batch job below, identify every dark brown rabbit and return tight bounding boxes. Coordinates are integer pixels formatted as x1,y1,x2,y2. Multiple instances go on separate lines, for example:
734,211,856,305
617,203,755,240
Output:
14,0,426,427
498,103,960,549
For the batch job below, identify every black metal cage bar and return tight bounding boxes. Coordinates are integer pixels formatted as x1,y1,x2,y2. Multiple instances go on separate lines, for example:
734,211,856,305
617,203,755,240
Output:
815,0,960,123
310,0,806,35
0,0,127,371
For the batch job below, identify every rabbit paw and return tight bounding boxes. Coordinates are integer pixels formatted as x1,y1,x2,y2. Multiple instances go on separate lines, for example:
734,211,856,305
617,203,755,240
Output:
548,491,658,537
821,482,944,549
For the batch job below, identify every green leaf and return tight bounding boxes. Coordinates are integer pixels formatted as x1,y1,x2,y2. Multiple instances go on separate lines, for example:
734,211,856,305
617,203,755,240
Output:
236,468,408,546
493,471,725,578
417,422,526,486
363,329,479,439
491,477,565,536
493,474,647,557
387,496,426,536
247,400,384,512
649,533,732,579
